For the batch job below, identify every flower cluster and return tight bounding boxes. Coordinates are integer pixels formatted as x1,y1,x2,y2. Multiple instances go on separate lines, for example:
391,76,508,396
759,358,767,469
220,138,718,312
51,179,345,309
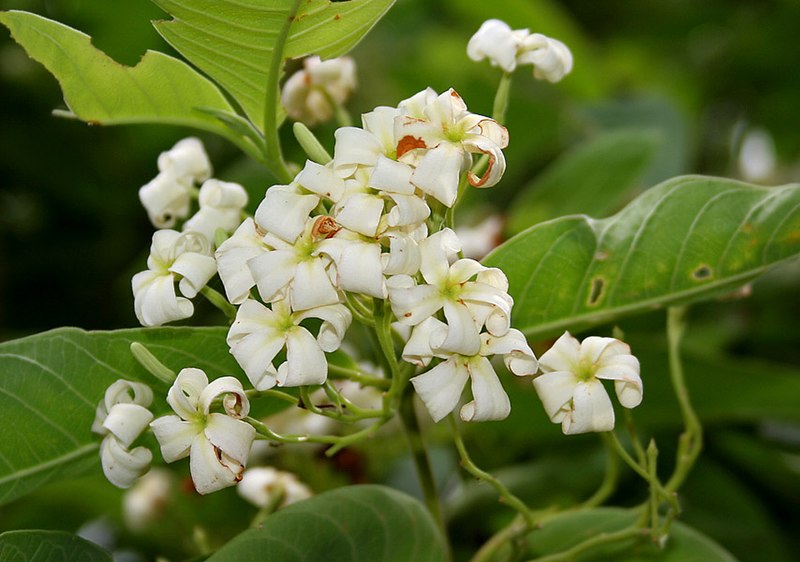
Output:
133,138,249,327
467,19,573,82
282,56,357,126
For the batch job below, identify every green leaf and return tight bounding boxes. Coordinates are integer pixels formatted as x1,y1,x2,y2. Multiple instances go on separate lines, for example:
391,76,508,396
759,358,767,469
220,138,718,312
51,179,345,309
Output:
484,176,800,339
0,11,236,136
0,326,236,506
152,0,396,128
0,530,112,562
207,485,447,562
507,129,659,235
525,508,737,561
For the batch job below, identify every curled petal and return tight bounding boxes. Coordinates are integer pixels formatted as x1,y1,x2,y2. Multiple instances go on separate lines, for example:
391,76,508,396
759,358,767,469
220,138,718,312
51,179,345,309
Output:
296,304,352,352
204,413,256,465
296,160,346,202
215,219,268,305
538,332,581,374
199,376,249,418
198,178,248,209
167,368,208,420
402,317,447,367
386,280,441,326
461,283,514,336
419,228,461,285
189,433,245,495
291,257,340,311
102,380,153,412
563,380,615,435
334,193,385,237
448,258,486,284
100,436,152,489
476,267,509,292
255,185,319,244
361,106,400,149
227,329,282,391
518,34,573,83
411,359,470,422
532,370,577,422
279,327,327,387
481,329,538,376
249,249,297,304
103,403,154,448
157,137,211,183
132,270,193,327
382,232,421,276
170,251,217,299
411,143,467,207
150,415,197,463
369,155,415,195
139,171,191,228
460,356,510,422
465,136,506,188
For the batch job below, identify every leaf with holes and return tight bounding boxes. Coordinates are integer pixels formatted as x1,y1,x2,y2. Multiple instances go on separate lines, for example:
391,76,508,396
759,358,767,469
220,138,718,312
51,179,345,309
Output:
0,326,237,506
152,0,396,128
0,530,112,562
484,176,800,339
207,485,447,562
0,11,237,137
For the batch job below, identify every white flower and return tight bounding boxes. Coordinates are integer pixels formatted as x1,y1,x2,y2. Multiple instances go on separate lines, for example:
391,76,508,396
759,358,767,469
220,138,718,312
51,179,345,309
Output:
226,298,351,390
467,20,573,83
238,467,312,509
533,332,642,435
157,137,212,184
92,380,154,489
255,183,320,245
333,106,400,175
396,89,509,206
467,19,529,73
282,56,357,126
183,179,248,242
132,230,217,326
123,468,173,532
518,34,573,83
215,218,269,305
247,216,340,311
150,368,256,495
409,320,538,422
138,170,193,229
387,229,513,356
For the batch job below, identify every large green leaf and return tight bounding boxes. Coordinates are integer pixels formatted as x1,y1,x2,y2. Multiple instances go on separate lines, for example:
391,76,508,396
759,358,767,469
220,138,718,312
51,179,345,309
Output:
0,11,236,135
152,0,396,128
484,176,800,339
0,326,235,506
506,129,659,235
0,530,112,562
207,484,446,562
524,508,737,561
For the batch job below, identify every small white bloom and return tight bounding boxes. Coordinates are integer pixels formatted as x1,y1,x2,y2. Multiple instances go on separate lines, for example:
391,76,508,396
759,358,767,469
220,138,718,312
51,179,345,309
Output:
92,379,155,489
388,229,513,355
138,170,193,229
396,89,509,205
533,332,642,435
409,321,538,422
150,368,256,495
518,33,573,83
157,137,212,184
183,179,248,242
282,56,357,126
467,19,527,73
255,184,320,245
226,298,351,390
122,468,173,532
132,230,217,326
238,467,312,509
215,218,269,305
333,106,400,175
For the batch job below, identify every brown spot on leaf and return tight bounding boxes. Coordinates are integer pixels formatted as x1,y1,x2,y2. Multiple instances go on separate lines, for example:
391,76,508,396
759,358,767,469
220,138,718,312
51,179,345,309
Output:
334,14,341,20
692,264,713,281
588,277,606,306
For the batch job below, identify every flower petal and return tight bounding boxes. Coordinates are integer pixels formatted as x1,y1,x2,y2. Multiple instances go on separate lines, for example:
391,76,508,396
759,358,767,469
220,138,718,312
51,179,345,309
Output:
291,257,340,311
296,303,352,353
199,376,249,418
215,218,268,304
170,251,217,299
103,403,154,448
296,160,346,202
333,240,387,298
167,368,208,420
532,370,577,421
481,329,538,376
150,415,197,463
132,271,193,327
334,193,385,237
279,327,328,386
100,436,152,489
402,316,447,367
411,359,470,422
460,356,510,421
564,380,614,435
411,143,467,207
249,249,297,304
204,413,256,465
189,433,244,494
255,185,319,244
537,332,581,374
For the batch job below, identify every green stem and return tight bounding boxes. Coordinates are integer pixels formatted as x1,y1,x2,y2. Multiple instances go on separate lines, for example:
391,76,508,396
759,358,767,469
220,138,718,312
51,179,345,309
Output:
581,435,620,509
373,298,404,410
664,306,703,494
245,388,298,405
525,526,645,562
293,121,332,164
606,431,650,482
492,72,513,125
399,387,448,556
448,415,535,528
471,514,529,562
647,440,660,535
199,286,237,320
328,363,390,390
262,0,301,183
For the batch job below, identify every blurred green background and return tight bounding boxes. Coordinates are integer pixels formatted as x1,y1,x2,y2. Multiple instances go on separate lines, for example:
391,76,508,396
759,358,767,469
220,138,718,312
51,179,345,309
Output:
1,1,799,560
